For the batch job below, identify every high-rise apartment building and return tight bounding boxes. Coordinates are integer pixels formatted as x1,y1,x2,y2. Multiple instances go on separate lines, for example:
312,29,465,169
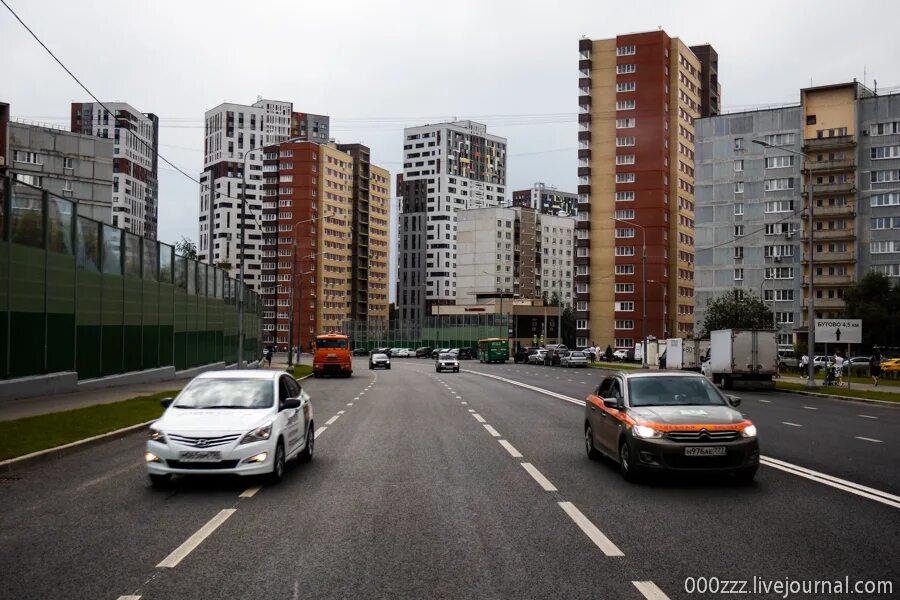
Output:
71,102,159,238
197,99,329,291
397,120,507,321
694,82,900,341
511,182,578,215
259,140,390,351
577,31,718,350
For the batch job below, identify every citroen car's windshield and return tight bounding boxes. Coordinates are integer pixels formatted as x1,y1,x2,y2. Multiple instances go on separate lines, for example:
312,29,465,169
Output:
173,378,274,409
628,376,726,407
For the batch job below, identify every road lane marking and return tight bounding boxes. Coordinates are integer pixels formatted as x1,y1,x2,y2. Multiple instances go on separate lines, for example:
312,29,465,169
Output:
498,439,522,458
521,463,557,491
117,596,141,600
157,509,237,568
558,502,623,557
859,414,878,419
325,415,340,425
338,410,345,414
461,401,467,405
468,409,475,412
782,422,802,427
483,424,501,437
855,436,883,443
759,399,772,403
802,406,818,410
759,456,900,510
315,426,327,437
353,397,360,400
347,403,353,406
633,581,671,600
472,413,486,423
239,487,261,498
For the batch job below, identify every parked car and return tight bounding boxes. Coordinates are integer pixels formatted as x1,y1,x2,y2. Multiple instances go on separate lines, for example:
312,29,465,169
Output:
881,358,900,375
544,345,569,366
514,346,540,363
613,349,630,362
390,348,412,358
777,350,798,369
843,356,871,374
812,356,828,372
560,351,589,368
415,347,434,358
372,347,391,357
145,370,314,487
435,352,460,373
527,350,548,365
431,348,451,359
457,347,477,360
352,347,370,356
369,353,391,370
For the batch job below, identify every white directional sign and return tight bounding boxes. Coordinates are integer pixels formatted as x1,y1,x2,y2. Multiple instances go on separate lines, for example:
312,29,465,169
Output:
814,319,862,344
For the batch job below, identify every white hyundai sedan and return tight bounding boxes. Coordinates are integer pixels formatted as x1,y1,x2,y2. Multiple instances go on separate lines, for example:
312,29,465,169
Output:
145,370,314,487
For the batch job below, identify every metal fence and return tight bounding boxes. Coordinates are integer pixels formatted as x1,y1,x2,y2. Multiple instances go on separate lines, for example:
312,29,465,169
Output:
340,315,510,349
0,177,262,381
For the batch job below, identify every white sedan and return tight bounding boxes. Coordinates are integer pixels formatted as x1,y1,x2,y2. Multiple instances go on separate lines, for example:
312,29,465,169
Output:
145,370,314,487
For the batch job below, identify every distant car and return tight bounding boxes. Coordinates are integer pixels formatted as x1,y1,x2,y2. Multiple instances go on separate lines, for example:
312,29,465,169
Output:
372,347,391,357
435,353,460,373
881,358,900,375
812,356,828,372
415,347,434,358
352,347,370,356
431,348,451,359
514,346,540,363
390,348,412,358
843,356,871,374
457,347,476,360
145,370,314,487
613,349,629,362
544,345,568,366
527,350,548,365
777,350,798,369
584,372,759,483
369,353,391,370
560,351,589,368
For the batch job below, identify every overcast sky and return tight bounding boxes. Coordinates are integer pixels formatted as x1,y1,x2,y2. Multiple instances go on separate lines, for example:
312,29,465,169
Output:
3,0,898,298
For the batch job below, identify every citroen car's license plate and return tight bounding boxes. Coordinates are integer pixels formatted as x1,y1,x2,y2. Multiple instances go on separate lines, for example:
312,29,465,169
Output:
684,446,726,456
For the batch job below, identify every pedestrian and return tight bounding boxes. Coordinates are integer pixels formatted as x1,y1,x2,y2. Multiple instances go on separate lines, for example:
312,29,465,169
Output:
800,353,809,375
870,348,883,387
833,352,845,385
605,344,614,362
588,345,596,364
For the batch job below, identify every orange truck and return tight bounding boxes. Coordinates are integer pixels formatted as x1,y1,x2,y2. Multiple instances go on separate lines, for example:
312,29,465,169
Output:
312,334,352,378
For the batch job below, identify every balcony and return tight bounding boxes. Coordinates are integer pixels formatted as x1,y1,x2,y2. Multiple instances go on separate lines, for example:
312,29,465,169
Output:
579,59,592,71
801,251,855,265
578,113,591,124
579,38,593,52
803,297,846,310
807,181,855,195
812,204,855,218
577,166,591,177
803,274,853,286
578,148,591,160
808,158,855,173
579,77,592,89
801,229,856,242
578,184,591,195
803,135,856,152
578,131,591,143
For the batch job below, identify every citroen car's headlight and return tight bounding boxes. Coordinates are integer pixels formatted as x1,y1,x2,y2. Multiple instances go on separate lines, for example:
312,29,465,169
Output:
240,423,273,445
632,425,664,439
742,424,758,438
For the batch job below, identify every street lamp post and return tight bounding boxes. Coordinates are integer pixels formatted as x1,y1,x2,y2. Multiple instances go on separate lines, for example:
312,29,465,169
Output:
610,217,648,368
752,139,815,387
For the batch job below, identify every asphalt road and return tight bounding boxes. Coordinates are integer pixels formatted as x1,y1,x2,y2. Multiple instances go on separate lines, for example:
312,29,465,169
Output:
0,357,897,599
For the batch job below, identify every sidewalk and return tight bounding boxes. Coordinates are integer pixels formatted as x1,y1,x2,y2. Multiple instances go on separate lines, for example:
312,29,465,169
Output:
778,375,900,394
0,356,289,422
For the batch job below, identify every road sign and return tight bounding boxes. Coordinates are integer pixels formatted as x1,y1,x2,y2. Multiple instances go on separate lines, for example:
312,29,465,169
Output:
814,319,862,344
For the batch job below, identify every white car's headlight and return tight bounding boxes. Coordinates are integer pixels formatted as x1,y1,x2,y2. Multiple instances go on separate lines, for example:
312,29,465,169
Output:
742,424,758,438
239,423,273,445
149,427,166,444
632,424,664,439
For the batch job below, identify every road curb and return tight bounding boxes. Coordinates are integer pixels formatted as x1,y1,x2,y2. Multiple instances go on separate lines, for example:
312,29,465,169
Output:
0,419,155,473
777,388,899,406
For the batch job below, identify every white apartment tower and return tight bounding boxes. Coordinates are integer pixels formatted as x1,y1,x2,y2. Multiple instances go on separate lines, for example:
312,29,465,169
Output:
71,102,159,238
397,120,507,321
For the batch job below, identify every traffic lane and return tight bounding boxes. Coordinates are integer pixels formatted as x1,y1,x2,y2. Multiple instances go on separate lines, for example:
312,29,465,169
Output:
463,361,900,495
138,358,642,600
0,369,374,600
436,366,900,597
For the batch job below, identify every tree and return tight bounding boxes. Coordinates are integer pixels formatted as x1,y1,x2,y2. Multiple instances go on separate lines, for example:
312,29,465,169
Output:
699,290,773,338
561,305,576,348
216,260,233,271
843,271,900,350
175,237,198,260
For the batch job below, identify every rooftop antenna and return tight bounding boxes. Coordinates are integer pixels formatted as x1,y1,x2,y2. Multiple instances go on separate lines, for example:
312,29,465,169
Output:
874,79,878,95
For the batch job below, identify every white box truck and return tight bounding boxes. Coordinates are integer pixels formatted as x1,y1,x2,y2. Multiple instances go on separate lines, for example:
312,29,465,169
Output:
709,329,779,389
666,339,710,371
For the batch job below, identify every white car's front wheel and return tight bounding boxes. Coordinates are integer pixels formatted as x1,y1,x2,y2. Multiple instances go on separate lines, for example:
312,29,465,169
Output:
299,424,314,464
267,440,286,485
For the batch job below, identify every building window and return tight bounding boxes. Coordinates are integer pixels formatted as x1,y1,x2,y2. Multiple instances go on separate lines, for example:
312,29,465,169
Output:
616,154,635,165
615,264,635,275
615,338,634,348
13,151,42,164
616,63,636,74
734,203,744,216
615,228,635,238
766,155,795,169
765,245,795,257
616,82,636,93
734,160,744,172
765,200,794,213
870,193,900,207
616,118,636,129
615,246,635,256
765,267,795,279
615,301,634,311
764,178,794,191
733,268,744,281
616,100,636,110
870,241,900,254
871,170,900,184
733,247,744,259
616,45,636,56
615,191,635,201
576,319,589,330
615,320,635,329
734,225,744,237
775,312,794,325
763,133,796,146
871,121,900,136
615,209,635,220
615,136,636,147
734,182,744,194
615,284,634,293
733,138,744,150
616,173,635,183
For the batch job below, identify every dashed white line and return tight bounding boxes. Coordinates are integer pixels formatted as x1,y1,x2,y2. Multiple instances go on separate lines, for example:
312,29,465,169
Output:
347,403,353,406
117,596,141,600
759,399,772,403
633,581,671,600
468,408,475,413
782,422,802,427
802,406,818,410
157,509,237,568
325,415,340,425
472,413,486,423
483,424,501,437
338,410,345,415
521,463,557,491
314,426,327,437
239,487,261,498
855,436,883,443
859,414,878,419
461,401,468,405
498,439,522,458
558,502,623,557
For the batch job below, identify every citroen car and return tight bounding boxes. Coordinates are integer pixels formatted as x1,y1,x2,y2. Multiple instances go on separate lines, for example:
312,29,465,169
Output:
145,370,314,487
435,353,460,373
584,371,759,483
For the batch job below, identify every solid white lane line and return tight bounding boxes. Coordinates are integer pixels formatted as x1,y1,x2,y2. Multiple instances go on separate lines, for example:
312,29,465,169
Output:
498,439,522,458
314,426,327,437
859,414,878,419
157,509,237,568
117,596,141,600
325,415,340,425
462,370,586,407
483,424,501,437
239,487,261,499
558,502,624,557
338,410,345,415
521,463,557,491
802,406,818,410
855,436,883,443
759,399,772,403
782,422,802,427
633,581,671,600
759,456,900,509
472,413,486,423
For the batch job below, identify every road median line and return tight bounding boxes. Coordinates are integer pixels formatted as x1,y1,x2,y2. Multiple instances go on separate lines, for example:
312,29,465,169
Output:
633,581,671,599
157,508,236,568
558,501,624,557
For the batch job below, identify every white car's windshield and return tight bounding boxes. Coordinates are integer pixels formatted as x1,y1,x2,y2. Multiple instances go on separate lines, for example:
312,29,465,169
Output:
174,378,274,409
628,376,726,408
439,354,456,360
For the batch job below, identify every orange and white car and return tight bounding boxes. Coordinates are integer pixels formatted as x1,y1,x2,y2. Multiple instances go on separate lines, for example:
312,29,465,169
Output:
584,371,759,482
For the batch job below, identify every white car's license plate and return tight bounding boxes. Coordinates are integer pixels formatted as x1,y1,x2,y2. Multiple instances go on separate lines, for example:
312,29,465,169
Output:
178,451,222,462
684,446,726,456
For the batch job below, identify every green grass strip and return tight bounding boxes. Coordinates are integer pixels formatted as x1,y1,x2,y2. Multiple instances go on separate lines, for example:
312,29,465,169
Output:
776,381,899,403
589,361,643,371
286,364,313,379
0,390,180,462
